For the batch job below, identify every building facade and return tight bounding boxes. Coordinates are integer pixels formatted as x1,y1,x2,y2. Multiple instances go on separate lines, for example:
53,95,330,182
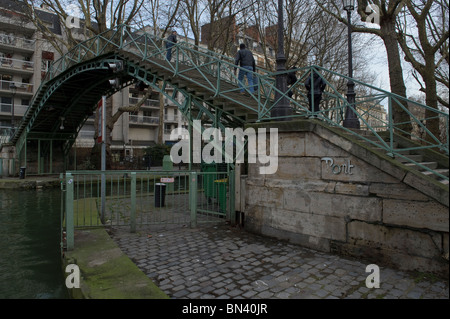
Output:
0,0,189,171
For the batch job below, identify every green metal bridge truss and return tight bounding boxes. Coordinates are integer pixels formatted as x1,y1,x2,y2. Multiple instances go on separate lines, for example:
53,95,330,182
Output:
1,24,448,182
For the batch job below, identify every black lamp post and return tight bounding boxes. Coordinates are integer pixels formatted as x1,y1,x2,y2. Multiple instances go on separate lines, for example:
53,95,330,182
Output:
342,0,360,129
270,0,292,121
10,82,17,132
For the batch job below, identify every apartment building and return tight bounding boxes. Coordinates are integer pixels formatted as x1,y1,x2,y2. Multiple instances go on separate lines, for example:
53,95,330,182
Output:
0,0,189,171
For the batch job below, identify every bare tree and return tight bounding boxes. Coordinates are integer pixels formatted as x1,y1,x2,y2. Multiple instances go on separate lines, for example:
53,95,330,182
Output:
316,0,413,136
178,0,204,46
134,0,181,38
396,0,449,140
202,0,236,54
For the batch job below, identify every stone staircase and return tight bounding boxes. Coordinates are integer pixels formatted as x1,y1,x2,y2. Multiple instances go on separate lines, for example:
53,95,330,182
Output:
345,130,449,186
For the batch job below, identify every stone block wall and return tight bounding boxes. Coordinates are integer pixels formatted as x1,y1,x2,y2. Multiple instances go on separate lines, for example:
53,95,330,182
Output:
243,121,449,278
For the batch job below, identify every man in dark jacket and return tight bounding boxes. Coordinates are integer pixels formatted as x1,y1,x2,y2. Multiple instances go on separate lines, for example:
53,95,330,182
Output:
234,43,256,94
305,72,326,117
166,30,177,62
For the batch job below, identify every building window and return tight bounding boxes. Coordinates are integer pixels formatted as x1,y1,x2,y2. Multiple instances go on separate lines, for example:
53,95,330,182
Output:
41,51,54,78
1,97,12,113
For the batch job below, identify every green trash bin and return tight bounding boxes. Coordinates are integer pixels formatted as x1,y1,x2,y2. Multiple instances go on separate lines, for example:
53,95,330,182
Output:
214,178,228,214
202,163,217,201
163,155,173,171
155,183,166,207
162,155,174,192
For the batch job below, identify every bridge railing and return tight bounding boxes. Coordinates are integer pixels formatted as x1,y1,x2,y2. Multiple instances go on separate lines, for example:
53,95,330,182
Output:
283,65,449,181
8,24,448,182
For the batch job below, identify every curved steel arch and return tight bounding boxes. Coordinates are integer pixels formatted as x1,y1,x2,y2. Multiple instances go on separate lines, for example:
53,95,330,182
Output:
13,53,246,171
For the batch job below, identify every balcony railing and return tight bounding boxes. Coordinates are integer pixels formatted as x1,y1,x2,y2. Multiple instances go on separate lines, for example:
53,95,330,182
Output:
0,80,33,93
0,56,34,71
164,115,180,122
0,33,35,51
129,114,160,125
129,97,160,108
0,103,30,115
77,130,95,139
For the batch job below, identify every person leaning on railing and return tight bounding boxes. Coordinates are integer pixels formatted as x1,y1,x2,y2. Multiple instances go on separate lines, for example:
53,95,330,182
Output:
287,67,298,99
305,71,326,118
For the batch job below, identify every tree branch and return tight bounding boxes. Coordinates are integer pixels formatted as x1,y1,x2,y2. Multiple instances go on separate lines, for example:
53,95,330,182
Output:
108,88,153,130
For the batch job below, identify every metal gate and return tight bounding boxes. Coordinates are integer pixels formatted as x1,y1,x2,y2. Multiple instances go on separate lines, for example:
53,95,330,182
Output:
61,169,235,250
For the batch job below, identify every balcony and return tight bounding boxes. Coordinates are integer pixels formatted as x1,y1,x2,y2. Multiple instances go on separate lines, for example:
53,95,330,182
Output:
0,33,35,52
129,114,160,126
0,56,34,74
164,115,180,123
0,80,33,95
77,130,95,139
129,97,160,109
0,103,30,116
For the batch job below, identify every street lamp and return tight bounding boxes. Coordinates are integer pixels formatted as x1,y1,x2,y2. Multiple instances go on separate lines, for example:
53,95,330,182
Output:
342,0,360,129
270,0,292,121
10,82,17,132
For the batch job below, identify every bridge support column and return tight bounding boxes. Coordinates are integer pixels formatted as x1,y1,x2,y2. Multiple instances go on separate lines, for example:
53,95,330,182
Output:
0,144,16,177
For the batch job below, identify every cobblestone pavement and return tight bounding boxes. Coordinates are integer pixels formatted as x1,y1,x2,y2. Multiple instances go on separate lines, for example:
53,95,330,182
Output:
110,222,449,299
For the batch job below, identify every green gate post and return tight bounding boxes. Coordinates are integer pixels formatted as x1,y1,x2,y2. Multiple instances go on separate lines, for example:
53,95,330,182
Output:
229,169,235,226
189,171,197,228
60,173,64,253
65,172,74,250
130,172,136,233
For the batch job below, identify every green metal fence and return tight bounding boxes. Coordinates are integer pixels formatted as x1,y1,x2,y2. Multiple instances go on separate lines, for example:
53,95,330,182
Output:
61,169,235,251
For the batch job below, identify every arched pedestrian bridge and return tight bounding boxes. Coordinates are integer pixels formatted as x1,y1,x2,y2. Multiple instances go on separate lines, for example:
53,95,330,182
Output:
0,24,448,188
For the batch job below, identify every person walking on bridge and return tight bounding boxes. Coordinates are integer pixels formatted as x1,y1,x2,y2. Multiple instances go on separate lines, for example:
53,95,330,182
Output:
166,30,178,62
234,43,256,94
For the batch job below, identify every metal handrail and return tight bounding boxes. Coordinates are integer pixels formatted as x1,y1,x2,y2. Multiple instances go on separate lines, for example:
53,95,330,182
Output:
6,24,448,181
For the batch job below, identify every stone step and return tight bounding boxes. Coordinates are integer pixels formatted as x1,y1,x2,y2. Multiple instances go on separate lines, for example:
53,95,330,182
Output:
396,154,424,163
422,169,449,179
340,126,449,186
372,146,407,154
404,161,439,171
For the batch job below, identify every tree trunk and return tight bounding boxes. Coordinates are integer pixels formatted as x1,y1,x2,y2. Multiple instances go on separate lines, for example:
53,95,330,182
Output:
423,58,440,143
158,81,164,144
381,18,412,136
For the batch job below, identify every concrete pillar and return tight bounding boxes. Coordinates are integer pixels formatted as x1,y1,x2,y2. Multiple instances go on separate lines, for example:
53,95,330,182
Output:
1,144,16,177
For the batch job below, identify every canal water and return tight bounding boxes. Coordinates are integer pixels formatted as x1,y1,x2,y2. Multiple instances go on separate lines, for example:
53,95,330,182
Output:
0,188,68,299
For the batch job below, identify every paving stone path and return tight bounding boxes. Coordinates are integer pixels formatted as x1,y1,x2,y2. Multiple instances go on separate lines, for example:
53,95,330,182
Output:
110,222,449,299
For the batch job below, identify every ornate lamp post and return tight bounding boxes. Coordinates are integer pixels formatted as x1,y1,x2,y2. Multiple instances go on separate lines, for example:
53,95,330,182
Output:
10,82,17,133
342,0,360,129
271,0,292,121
